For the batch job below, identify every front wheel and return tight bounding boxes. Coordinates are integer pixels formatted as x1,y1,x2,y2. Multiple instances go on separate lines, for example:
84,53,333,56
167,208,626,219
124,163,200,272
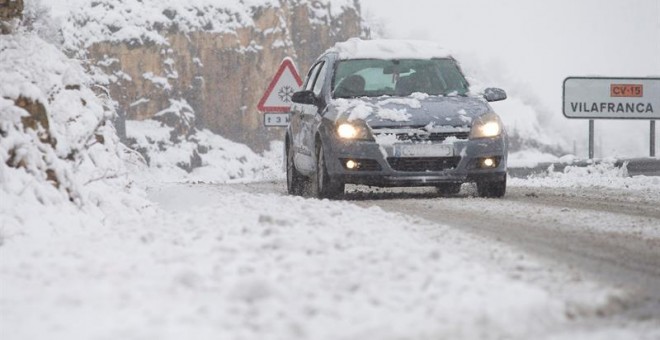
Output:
310,143,344,199
476,177,507,198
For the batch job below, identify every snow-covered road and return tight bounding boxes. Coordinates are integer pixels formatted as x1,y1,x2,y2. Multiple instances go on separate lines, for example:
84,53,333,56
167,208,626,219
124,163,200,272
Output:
231,180,660,336
2,179,660,339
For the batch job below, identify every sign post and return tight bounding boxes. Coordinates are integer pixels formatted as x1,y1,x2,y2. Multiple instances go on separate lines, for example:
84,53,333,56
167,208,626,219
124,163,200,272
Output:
257,58,303,127
589,120,595,159
563,77,660,159
652,120,656,157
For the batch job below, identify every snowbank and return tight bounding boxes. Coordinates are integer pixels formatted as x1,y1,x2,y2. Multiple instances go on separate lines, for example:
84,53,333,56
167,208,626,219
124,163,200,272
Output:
511,162,660,200
0,33,138,212
125,119,284,184
3,183,642,340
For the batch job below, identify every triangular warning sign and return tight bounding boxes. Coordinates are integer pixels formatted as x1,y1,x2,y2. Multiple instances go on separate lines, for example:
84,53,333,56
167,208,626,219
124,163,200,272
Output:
257,58,303,112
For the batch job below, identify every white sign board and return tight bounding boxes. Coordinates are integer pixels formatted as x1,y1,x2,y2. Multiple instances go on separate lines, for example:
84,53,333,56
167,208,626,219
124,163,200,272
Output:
563,77,660,119
258,58,303,113
264,113,290,127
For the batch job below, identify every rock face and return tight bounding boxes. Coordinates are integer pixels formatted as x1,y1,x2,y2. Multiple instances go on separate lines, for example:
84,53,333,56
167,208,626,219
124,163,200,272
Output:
75,1,366,151
0,0,23,33
0,0,22,19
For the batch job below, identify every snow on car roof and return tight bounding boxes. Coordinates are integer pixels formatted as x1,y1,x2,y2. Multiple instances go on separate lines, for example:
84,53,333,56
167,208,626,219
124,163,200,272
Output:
328,38,453,60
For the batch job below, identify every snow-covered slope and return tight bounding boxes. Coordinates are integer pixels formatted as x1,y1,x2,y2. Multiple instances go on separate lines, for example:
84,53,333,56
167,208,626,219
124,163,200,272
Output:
0,32,136,211
126,119,284,183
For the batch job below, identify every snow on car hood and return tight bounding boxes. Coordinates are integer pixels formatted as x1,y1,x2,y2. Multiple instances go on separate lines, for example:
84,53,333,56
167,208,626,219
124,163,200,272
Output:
330,93,492,128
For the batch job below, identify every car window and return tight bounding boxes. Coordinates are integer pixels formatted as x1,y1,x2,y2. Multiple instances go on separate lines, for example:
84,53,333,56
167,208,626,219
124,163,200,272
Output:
312,62,328,96
332,59,470,98
304,62,323,92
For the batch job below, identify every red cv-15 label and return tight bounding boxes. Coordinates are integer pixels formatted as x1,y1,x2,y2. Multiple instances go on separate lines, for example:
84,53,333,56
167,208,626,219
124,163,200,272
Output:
610,84,643,98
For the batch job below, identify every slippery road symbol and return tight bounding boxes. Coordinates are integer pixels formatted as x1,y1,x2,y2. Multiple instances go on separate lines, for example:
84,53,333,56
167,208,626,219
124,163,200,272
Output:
278,85,295,103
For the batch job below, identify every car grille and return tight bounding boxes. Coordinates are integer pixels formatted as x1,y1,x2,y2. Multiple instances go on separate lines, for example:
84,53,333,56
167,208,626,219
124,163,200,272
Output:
387,157,461,172
372,126,471,143
394,131,470,143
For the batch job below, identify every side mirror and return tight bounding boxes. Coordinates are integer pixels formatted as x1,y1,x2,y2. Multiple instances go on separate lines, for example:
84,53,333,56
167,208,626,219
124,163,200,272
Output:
483,88,507,102
291,90,318,105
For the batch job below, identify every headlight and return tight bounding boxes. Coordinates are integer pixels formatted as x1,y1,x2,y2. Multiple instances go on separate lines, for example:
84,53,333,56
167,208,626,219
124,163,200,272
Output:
470,113,502,139
337,123,359,139
336,122,372,140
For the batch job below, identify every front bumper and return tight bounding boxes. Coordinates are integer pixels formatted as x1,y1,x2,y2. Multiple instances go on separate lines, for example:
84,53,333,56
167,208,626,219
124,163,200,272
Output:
322,133,507,187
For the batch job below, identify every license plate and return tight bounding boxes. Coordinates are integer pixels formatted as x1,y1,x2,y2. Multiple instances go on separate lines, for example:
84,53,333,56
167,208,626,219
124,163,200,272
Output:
395,144,454,157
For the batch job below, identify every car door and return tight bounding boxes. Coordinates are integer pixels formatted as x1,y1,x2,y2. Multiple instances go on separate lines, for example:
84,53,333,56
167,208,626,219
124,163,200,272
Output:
298,60,330,172
290,62,323,172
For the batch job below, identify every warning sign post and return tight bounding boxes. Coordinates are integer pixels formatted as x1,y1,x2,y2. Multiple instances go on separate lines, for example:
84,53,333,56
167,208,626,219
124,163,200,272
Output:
258,58,302,127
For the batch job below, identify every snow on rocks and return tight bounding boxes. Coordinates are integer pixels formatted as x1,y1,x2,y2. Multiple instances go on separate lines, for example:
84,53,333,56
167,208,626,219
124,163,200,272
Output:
60,0,360,51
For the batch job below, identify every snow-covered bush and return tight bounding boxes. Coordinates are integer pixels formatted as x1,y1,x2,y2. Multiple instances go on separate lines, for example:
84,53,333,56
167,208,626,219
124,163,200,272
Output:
152,98,196,140
0,33,131,208
125,118,284,183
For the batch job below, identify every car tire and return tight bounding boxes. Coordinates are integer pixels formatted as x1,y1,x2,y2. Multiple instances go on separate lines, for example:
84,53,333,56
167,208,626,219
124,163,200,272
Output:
476,177,507,198
311,143,344,199
286,141,307,196
436,183,462,196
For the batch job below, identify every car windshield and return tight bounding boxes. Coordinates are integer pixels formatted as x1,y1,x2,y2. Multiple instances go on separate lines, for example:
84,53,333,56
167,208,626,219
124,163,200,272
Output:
332,58,470,98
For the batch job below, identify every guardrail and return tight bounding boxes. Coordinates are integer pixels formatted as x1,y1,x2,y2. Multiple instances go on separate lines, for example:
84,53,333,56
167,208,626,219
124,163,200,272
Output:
509,158,660,178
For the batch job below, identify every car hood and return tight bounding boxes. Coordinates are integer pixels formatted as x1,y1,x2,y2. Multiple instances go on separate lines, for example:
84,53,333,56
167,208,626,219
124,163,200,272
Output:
329,95,492,128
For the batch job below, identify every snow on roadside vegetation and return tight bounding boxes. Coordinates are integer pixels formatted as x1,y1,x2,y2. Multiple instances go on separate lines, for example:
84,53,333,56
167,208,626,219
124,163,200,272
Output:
123,96,283,184
125,119,284,184
0,32,145,223
5,183,652,340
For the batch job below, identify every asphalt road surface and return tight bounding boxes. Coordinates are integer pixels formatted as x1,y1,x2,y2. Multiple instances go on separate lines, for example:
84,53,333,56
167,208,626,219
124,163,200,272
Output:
234,181,660,325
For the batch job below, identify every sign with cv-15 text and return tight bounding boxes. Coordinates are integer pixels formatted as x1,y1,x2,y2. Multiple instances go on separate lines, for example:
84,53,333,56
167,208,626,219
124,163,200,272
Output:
563,77,660,119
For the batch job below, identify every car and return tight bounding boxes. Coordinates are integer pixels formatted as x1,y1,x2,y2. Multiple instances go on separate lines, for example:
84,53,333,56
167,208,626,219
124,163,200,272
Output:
285,38,509,199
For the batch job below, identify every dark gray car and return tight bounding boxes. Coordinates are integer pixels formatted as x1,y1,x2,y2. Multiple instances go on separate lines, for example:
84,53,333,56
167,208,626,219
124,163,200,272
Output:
286,39,508,199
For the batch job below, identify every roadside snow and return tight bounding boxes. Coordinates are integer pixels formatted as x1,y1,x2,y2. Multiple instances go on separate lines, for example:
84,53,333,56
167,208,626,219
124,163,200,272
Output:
511,162,660,201
508,150,564,168
125,120,284,184
2,182,636,340
0,32,135,209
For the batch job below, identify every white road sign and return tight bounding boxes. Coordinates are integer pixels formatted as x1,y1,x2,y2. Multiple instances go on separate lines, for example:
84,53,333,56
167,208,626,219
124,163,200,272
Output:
563,77,660,119
264,113,290,127
257,58,303,113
